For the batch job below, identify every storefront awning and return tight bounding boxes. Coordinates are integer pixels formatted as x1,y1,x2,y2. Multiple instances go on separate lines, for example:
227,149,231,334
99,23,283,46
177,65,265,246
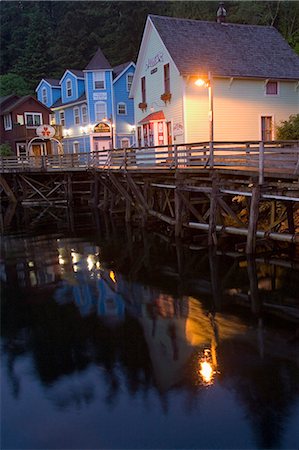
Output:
138,111,165,124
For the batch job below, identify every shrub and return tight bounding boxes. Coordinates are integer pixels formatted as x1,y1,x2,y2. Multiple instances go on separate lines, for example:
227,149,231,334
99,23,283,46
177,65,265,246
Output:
276,114,299,140
0,143,13,156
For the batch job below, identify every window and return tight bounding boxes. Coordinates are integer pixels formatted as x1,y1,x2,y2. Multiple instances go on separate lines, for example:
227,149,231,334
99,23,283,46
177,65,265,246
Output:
25,113,42,127
141,76,146,103
164,63,170,93
82,105,87,124
66,79,72,97
50,114,56,125
127,73,134,92
120,138,130,148
59,111,65,126
17,143,27,158
73,142,79,153
42,87,47,104
94,72,105,90
95,102,107,122
261,116,273,141
117,103,127,115
3,114,12,130
266,81,278,95
16,114,24,125
73,107,80,125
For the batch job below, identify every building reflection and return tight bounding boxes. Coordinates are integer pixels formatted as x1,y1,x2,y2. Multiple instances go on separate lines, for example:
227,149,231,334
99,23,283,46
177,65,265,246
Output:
1,228,299,447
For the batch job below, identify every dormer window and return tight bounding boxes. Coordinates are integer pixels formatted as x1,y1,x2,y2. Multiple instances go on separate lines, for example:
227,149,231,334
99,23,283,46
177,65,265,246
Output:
66,79,72,97
266,80,278,95
127,73,134,92
94,72,105,90
42,87,47,104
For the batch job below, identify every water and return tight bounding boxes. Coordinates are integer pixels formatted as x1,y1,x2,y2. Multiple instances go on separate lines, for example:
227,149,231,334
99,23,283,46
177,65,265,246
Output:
1,209,299,449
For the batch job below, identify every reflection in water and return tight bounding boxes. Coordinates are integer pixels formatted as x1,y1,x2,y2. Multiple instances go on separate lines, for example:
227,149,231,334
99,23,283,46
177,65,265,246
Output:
1,218,299,449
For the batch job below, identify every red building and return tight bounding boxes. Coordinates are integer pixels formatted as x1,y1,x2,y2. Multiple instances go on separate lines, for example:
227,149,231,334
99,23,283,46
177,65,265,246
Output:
0,95,62,156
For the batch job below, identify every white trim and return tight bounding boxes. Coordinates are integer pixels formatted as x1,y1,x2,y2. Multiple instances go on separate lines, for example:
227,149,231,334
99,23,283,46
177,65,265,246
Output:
126,72,134,93
181,78,187,143
16,142,28,157
259,114,275,140
35,79,60,92
73,106,80,125
59,110,65,126
117,102,127,115
42,87,47,104
93,71,105,90
112,62,136,85
73,141,80,153
3,113,12,130
83,69,113,73
94,101,107,122
59,69,84,85
66,79,72,98
81,104,88,125
52,99,86,110
24,112,43,128
264,80,280,96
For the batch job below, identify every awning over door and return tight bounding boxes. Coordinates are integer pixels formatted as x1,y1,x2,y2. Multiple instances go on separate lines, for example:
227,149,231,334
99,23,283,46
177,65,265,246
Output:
138,111,165,124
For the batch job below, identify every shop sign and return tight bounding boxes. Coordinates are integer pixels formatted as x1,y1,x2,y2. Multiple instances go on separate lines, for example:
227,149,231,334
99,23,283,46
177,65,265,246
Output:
173,122,184,137
93,92,107,100
94,122,111,133
145,52,164,71
36,124,55,138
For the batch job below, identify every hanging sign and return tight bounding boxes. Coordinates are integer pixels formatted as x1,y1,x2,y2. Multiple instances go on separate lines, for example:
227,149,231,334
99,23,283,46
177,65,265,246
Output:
36,124,56,138
94,122,111,133
173,122,184,137
145,52,164,71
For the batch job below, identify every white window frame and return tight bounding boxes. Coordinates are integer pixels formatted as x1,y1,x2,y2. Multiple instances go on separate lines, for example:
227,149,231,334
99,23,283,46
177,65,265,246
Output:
16,114,24,125
117,102,127,115
3,114,12,130
16,143,27,158
126,73,134,92
73,107,80,125
59,111,65,126
73,141,79,153
265,80,279,96
42,87,47,104
120,138,130,148
81,105,87,124
93,72,105,90
66,79,72,97
24,112,42,128
95,101,107,122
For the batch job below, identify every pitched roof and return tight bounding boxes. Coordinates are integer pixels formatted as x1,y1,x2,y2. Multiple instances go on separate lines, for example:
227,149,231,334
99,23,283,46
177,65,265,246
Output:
44,78,60,87
113,62,133,78
68,69,84,78
85,48,112,70
52,93,86,109
139,110,165,124
0,95,52,115
149,15,299,80
0,95,18,109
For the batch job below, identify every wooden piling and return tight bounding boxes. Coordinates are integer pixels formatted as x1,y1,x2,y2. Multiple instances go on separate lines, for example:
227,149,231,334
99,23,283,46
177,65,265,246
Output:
246,185,261,254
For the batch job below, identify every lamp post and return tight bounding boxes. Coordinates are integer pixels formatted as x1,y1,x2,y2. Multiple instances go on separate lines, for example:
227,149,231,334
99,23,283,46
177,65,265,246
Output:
195,71,214,166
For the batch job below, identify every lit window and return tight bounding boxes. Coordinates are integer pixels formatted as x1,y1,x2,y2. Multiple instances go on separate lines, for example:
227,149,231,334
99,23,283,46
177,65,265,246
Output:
16,114,24,125
3,114,12,130
42,87,47,104
94,72,105,90
117,103,127,115
82,105,87,124
266,81,278,95
66,79,72,97
59,111,65,126
73,107,80,125
127,73,134,92
25,113,42,127
95,102,107,122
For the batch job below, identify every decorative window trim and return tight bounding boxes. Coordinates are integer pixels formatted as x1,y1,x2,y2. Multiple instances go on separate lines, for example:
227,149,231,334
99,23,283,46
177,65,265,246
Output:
3,113,12,130
94,101,107,122
81,105,88,124
59,111,65,126
42,87,47,104
117,102,127,115
93,72,105,90
126,73,134,92
24,112,42,128
265,80,279,96
66,79,72,97
73,107,80,125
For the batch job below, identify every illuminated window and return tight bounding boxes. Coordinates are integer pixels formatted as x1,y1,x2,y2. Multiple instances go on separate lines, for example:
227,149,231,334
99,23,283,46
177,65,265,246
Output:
59,111,65,126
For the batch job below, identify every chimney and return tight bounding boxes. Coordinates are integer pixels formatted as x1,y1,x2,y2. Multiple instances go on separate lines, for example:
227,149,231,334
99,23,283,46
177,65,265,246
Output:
217,2,227,23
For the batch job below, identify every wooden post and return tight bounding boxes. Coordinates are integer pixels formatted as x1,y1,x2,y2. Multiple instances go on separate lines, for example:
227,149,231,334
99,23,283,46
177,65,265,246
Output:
175,175,184,237
93,173,99,207
67,174,73,204
208,176,218,246
0,175,17,203
247,255,261,316
286,202,295,234
246,185,261,254
259,141,264,185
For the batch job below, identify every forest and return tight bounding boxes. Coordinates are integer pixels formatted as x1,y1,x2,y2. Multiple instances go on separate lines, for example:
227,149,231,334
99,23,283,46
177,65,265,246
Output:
0,1,299,95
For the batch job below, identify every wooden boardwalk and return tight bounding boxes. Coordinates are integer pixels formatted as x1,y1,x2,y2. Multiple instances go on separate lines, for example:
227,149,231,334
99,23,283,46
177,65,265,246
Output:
1,140,299,253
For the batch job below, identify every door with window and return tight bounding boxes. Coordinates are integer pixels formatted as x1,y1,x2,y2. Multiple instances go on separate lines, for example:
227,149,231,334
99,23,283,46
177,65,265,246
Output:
32,143,46,156
261,116,273,141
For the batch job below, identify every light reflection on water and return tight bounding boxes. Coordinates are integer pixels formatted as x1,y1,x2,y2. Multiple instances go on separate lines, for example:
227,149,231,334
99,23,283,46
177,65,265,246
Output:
1,224,299,449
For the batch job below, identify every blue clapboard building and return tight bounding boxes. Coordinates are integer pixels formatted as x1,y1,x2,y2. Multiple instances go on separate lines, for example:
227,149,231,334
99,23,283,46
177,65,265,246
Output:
36,48,135,153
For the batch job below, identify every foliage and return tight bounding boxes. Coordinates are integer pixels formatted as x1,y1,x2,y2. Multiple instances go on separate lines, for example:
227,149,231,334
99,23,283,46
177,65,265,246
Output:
0,143,13,156
0,73,31,96
0,0,298,88
276,114,299,140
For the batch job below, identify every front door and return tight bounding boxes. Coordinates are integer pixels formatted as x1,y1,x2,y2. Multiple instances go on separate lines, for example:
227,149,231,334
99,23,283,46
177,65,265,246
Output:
261,116,273,141
32,143,46,156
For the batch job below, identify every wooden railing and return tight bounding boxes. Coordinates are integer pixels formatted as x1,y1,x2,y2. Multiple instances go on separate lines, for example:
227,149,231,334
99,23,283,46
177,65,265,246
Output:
1,141,299,181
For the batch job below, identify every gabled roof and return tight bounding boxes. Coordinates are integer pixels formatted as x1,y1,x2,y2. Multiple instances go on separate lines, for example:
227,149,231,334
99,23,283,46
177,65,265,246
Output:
0,95,18,109
149,15,299,80
85,48,112,70
113,61,135,84
139,110,165,124
35,78,61,92
0,95,52,115
59,69,84,85
52,93,87,109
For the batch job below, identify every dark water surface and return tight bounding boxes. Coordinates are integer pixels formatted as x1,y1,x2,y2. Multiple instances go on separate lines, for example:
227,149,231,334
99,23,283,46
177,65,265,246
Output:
1,208,299,449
